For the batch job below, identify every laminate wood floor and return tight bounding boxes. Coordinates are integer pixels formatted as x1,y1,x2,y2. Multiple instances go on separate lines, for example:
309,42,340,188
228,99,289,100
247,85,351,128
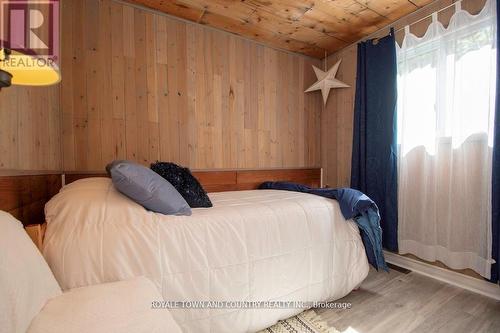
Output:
314,267,500,333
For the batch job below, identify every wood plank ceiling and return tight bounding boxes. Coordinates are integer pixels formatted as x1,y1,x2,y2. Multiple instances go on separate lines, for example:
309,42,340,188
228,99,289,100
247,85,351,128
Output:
126,0,434,58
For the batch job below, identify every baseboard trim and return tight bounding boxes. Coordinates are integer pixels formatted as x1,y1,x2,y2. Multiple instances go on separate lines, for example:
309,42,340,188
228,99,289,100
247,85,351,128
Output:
383,251,500,301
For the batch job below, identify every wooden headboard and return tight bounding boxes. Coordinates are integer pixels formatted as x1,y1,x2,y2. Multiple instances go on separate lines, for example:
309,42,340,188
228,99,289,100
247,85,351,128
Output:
65,168,322,192
0,174,62,226
0,168,321,227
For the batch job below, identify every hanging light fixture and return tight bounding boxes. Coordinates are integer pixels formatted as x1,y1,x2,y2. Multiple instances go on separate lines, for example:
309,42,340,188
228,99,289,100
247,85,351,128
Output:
0,45,60,89
304,50,350,106
0,48,13,88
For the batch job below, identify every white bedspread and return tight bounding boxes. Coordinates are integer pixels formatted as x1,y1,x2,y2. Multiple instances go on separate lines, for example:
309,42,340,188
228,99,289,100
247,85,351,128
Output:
43,178,369,333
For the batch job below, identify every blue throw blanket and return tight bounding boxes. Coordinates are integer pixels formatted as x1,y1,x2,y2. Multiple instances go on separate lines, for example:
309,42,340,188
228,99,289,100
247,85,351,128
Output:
259,181,388,271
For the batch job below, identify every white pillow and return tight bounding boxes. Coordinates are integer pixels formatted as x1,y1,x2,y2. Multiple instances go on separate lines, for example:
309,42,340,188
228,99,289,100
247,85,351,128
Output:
0,211,62,333
28,277,182,333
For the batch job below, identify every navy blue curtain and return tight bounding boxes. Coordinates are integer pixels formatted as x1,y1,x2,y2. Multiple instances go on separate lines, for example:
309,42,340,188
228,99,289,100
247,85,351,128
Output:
491,0,500,283
351,30,398,252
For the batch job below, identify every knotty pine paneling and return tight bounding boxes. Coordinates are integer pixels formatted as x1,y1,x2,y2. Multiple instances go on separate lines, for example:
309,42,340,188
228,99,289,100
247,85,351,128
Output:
321,0,486,188
61,0,323,172
321,46,357,189
0,86,61,171
125,0,435,58
0,0,61,172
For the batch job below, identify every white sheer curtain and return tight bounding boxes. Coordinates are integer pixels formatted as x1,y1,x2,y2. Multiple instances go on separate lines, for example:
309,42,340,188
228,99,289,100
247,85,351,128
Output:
397,0,496,278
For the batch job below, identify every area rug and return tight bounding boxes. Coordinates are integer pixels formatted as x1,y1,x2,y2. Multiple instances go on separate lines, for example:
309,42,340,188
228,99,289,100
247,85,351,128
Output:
259,310,340,333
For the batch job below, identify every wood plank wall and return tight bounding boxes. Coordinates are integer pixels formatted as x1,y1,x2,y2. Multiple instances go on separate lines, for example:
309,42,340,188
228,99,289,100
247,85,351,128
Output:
60,0,323,172
0,86,61,171
0,0,61,172
321,0,486,188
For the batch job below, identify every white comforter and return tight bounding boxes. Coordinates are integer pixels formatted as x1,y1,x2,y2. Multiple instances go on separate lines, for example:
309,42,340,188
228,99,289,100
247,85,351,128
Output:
43,178,369,333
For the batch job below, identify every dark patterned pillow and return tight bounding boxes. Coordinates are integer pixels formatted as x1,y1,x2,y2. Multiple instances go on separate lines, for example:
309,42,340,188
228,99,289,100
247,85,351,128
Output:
150,162,212,208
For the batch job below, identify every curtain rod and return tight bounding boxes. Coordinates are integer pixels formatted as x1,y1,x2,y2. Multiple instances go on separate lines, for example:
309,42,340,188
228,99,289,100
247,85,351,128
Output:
348,0,463,47
394,0,462,33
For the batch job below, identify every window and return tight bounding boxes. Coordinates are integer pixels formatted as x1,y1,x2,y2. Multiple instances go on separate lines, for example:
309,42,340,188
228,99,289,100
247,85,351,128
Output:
396,0,496,278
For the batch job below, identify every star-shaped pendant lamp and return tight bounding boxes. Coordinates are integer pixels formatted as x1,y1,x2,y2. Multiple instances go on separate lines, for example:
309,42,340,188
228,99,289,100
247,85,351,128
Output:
304,59,349,105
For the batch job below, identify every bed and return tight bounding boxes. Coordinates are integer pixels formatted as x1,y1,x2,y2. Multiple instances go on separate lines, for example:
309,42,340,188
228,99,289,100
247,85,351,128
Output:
42,176,369,333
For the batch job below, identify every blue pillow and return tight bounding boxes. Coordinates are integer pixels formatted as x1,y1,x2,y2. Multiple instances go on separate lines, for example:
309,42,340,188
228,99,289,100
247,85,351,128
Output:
108,160,191,216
